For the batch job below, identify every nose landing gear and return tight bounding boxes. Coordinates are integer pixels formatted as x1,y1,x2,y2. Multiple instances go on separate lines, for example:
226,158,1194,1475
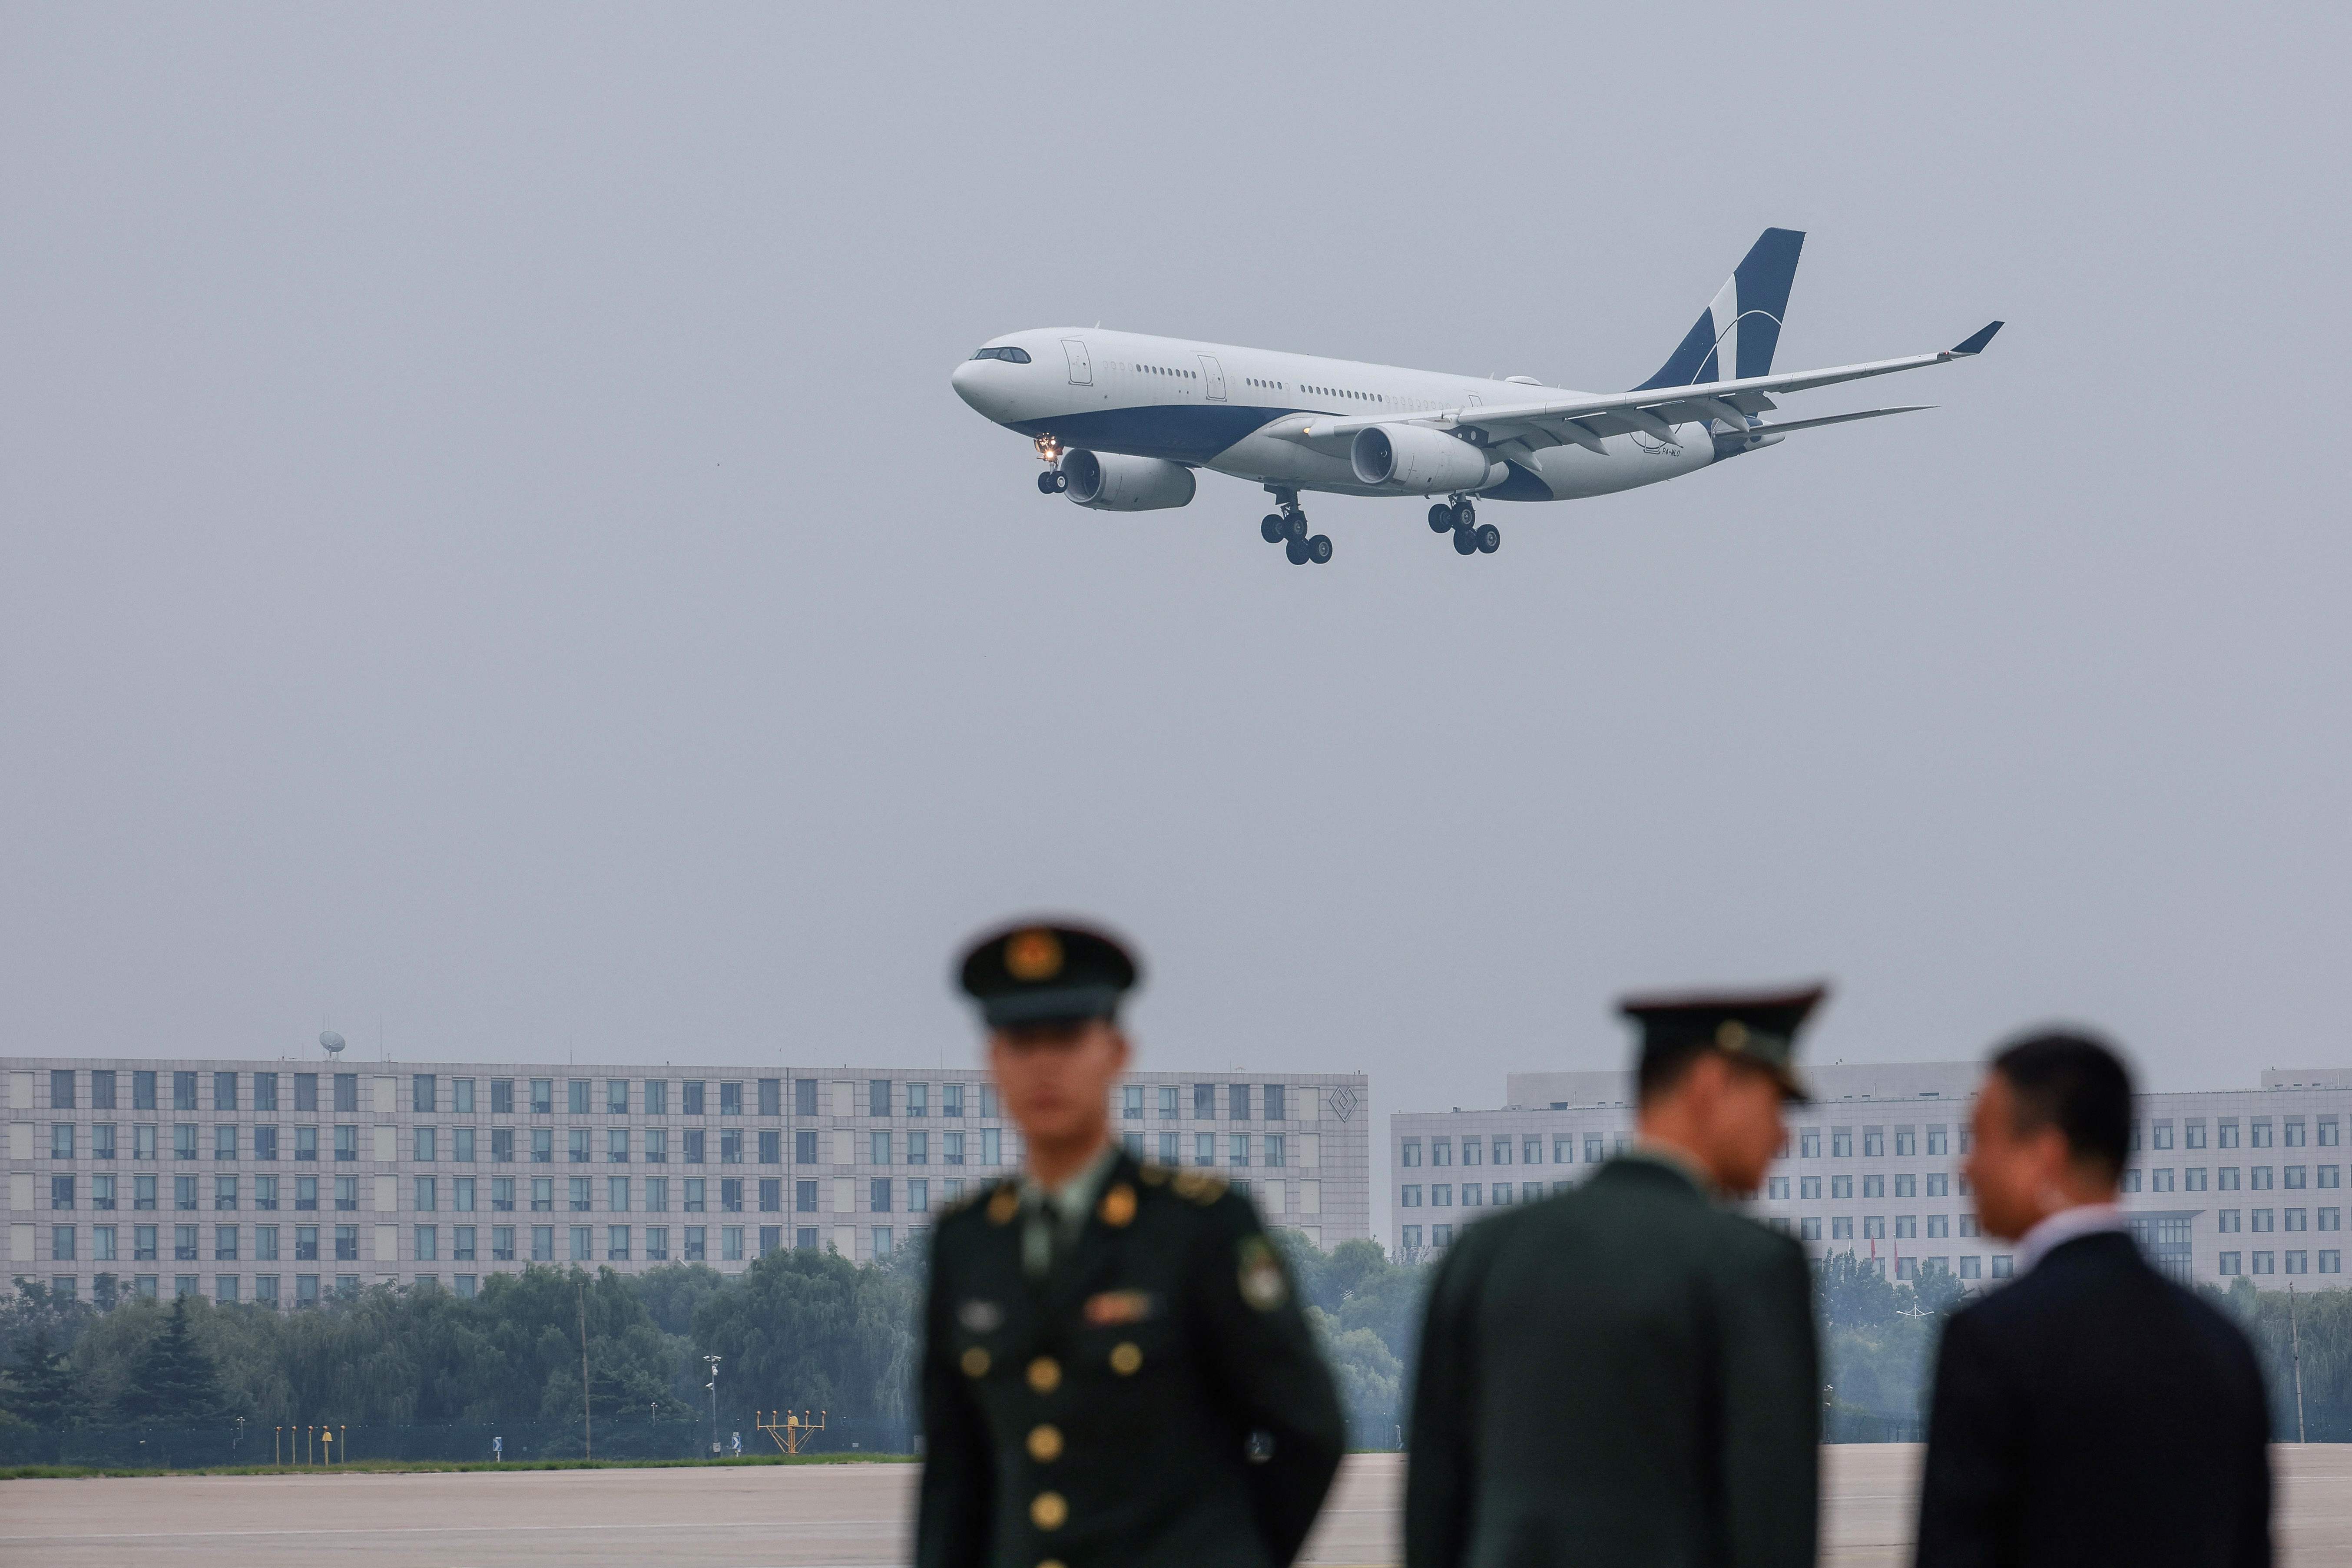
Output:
1261,488,1332,566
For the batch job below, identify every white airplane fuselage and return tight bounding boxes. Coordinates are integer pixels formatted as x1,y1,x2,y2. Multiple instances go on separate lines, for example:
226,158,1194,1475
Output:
949,327,1719,506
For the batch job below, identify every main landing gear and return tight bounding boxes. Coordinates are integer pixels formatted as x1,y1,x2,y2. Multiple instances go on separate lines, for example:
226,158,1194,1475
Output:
1260,489,1332,566
1037,468,1067,494
1428,497,1499,557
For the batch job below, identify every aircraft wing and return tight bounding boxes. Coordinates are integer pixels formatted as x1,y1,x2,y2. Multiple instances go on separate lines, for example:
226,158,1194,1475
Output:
1291,322,2002,451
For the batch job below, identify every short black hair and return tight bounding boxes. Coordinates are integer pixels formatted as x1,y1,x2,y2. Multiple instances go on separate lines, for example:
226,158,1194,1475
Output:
1636,1036,1715,1104
1990,1031,2134,1180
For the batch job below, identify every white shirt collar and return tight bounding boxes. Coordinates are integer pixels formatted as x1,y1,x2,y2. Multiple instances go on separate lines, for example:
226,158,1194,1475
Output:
2016,1201,2127,1276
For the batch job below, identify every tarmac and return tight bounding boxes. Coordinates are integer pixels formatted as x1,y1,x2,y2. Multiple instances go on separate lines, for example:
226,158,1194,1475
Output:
6,1445,2352,1565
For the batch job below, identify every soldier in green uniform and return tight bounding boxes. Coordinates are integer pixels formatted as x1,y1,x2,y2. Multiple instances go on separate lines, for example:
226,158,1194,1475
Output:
916,920,1346,1568
1406,986,1828,1568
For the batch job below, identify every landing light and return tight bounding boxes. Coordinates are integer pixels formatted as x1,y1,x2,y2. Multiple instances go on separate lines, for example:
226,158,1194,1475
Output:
1034,435,1063,464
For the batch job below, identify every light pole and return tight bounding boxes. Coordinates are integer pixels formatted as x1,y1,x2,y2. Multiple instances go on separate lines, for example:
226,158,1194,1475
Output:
2289,1283,2308,1444
704,1355,722,1457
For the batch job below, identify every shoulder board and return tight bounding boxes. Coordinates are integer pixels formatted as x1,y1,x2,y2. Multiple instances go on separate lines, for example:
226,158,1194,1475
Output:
1171,1169,1228,1206
1137,1161,1172,1187
943,1177,1017,1221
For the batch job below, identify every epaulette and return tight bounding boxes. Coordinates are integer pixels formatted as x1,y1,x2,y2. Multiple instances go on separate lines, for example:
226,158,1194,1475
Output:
943,1177,1016,1222
1137,1161,1172,1187
1171,1169,1228,1205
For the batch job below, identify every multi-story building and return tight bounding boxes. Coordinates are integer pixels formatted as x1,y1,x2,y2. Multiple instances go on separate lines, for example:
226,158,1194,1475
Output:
1391,1062,2350,1289
4,1058,1370,1306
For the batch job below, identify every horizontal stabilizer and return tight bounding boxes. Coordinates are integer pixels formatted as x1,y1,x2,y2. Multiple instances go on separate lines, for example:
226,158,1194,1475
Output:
1741,405,1932,437
1950,321,2003,355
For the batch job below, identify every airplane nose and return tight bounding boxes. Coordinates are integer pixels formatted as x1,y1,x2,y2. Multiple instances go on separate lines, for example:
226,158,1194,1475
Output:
951,359,986,409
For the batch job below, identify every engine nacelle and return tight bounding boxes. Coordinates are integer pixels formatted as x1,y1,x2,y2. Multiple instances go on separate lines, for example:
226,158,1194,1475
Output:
1350,423,1505,494
1060,450,1196,511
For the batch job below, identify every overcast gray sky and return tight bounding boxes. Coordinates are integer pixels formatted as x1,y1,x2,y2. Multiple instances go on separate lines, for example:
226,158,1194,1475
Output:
6,7,2349,1153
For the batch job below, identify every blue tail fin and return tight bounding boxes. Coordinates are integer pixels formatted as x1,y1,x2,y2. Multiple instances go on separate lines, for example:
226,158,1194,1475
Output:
1633,228,1805,390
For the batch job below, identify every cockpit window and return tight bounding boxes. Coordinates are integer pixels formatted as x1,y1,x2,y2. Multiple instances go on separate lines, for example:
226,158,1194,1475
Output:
969,345,1031,364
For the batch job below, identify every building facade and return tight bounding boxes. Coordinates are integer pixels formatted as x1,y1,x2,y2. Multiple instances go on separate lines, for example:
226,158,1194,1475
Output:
4,1058,1370,1306
1391,1062,2351,1289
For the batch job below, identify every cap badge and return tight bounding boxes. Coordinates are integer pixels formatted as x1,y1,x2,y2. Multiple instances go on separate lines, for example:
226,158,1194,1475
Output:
1099,1183,1136,1227
987,1187,1020,1225
1716,1020,1750,1052
1006,928,1065,982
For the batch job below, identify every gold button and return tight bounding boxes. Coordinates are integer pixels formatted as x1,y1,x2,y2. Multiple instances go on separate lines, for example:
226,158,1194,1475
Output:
1030,1491,1068,1531
1026,1424,1063,1463
961,1347,990,1378
1110,1341,1143,1376
1027,1356,1061,1394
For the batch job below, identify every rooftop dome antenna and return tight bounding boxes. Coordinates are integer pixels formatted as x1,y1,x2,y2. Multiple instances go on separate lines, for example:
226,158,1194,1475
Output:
321,1031,346,1058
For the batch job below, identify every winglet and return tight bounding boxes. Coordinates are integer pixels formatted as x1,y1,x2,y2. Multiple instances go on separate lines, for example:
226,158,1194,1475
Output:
1949,320,2003,356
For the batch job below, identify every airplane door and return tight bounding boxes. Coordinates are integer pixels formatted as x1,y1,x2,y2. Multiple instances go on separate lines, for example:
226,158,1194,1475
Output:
1061,338,1092,387
1198,354,1226,402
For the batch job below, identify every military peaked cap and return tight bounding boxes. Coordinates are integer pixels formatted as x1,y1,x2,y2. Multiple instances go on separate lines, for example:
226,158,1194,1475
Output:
957,920,1141,1028
1618,983,1828,1101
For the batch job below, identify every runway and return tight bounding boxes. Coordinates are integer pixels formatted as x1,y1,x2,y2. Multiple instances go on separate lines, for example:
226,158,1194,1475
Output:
7,1446,2351,1565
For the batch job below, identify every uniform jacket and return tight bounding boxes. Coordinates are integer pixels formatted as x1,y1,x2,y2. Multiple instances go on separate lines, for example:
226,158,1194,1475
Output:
915,1148,1345,1568
1406,1155,1819,1568
1915,1230,2271,1568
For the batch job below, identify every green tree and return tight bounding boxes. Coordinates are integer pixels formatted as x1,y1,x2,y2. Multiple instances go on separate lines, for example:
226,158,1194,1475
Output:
693,1246,917,1424
113,1296,236,1427
3,1326,77,1429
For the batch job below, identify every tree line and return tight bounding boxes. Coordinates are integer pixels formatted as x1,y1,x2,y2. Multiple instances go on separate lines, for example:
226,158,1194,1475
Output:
5,1237,2347,1460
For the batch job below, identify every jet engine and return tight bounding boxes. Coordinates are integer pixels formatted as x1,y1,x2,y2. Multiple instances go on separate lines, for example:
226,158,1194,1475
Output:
1060,450,1196,511
1349,424,1505,494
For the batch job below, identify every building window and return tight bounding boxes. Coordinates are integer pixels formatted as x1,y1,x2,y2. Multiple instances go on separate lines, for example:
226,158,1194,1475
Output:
2253,1209,2274,1232
868,1080,891,1117
1831,1217,1854,1240
334,1225,358,1261
1801,1176,1822,1200
795,1180,818,1213
871,1178,892,1213
2219,1167,2240,1190
607,1224,630,1260
2320,1117,2341,1148
1861,1176,1883,1199
794,1078,820,1117
1894,1215,1918,1239
644,1129,667,1164
1401,1225,1422,1252
1399,1139,1421,1167
2219,1209,2241,1232
1122,1085,1144,1120
1156,1085,1177,1120
758,1130,780,1165
1893,1175,1916,1198
609,1128,630,1164
758,1178,781,1213
2321,1250,2342,1273
491,1128,514,1163
1832,1129,1853,1158
2286,1165,2308,1190
1522,1137,1543,1165
2219,1119,2240,1149
2321,1207,2342,1231
2252,1251,2276,1275
2285,1250,2309,1274
1401,1185,1422,1208
569,1225,592,1261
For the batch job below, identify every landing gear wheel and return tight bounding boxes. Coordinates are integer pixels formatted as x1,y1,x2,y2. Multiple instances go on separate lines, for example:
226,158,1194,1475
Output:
1038,470,1059,494
1285,537,1312,565
1428,503,1453,534
1282,511,1309,543
1307,534,1333,564
1261,514,1286,544
1451,498,1477,530
1476,524,1501,554
1452,527,1478,556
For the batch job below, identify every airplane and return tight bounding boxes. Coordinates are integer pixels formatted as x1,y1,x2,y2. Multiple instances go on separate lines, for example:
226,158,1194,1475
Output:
949,228,2000,566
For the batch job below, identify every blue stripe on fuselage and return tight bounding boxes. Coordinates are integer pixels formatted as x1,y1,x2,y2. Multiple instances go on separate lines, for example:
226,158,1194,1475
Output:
1007,404,1303,465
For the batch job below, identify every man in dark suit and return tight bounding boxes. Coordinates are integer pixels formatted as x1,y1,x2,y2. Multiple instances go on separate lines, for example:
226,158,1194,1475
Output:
1407,986,1827,1568
916,920,1345,1568
1916,1031,2271,1568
